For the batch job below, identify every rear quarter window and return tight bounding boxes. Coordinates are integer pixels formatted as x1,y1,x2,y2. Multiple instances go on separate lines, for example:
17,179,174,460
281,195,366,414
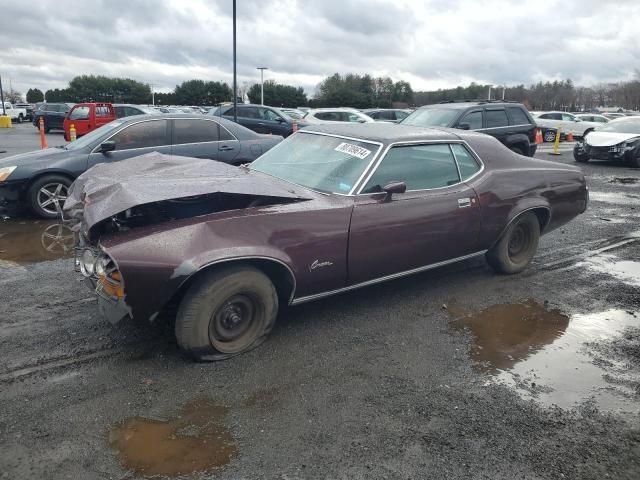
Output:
506,107,531,126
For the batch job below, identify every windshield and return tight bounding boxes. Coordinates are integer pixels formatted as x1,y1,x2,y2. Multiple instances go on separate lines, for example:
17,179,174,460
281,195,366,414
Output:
64,121,125,150
596,118,640,134
401,108,459,127
250,132,380,194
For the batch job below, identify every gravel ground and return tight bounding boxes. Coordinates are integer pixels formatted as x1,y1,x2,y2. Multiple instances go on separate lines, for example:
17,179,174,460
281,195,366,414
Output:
1,124,639,479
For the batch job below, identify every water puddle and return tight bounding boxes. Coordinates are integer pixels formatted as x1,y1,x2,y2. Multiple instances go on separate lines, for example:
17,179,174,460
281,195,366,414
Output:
578,254,640,287
449,301,640,414
0,219,76,265
108,398,237,478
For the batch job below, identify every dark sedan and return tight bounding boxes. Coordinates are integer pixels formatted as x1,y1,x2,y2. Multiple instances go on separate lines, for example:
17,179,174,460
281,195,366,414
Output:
209,103,309,137
68,123,588,361
0,114,282,218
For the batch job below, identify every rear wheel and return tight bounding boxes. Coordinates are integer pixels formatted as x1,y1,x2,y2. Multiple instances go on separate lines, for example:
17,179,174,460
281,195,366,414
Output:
27,174,72,218
486,212,540,274
176,266,278,361
543,130,557,142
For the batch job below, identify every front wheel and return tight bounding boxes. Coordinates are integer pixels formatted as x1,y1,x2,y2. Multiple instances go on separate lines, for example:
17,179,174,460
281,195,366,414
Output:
27,174,72,218
486,212,540,274
573,145,589,163
17,114,23,124
176,266,278,361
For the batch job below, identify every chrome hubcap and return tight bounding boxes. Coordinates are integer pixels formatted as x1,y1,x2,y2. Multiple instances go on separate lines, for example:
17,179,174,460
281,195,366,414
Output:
38,183,68,215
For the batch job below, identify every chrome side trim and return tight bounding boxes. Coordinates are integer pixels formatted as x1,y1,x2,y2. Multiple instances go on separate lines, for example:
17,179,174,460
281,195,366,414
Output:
291,250,486,305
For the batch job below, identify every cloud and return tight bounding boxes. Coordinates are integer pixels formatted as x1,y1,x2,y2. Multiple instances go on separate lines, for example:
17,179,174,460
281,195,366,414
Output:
0,0,638,98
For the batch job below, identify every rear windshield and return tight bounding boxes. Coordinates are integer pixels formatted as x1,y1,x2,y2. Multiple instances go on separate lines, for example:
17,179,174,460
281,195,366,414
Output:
401,108,459,128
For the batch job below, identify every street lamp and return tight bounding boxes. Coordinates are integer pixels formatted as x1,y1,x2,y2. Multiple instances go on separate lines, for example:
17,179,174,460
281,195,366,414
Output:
257,67,268,105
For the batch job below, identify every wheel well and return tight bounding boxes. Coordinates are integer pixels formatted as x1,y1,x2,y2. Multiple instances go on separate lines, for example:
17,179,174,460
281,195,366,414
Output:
24,171,75,196
530,208,550,232
170,258,296,309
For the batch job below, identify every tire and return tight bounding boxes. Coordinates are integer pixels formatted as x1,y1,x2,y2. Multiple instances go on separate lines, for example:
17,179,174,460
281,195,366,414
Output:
486,212,540,274
573,145,589,163
26,174,72,219
544,130,556,142
17,114,23,124
176,266,278,361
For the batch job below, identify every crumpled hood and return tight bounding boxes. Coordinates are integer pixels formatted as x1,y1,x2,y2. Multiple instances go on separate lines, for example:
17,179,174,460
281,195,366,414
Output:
585,132,640,147
63,152,311,230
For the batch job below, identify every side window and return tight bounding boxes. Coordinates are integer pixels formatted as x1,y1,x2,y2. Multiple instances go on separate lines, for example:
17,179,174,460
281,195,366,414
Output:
218,124,235,141
550,113,563,120
485,109,508,128
96,106,111,117
69,106,90,120
173,119,219,144
451,143,481,180
239,106,260,119
538,113,550,119
596,117,608,123
506,107,530,126
368,111,380,119
222,107,235,117
315,112,338,121
110,120,168,150
561,113,575,121
362,144,460,193
394,111,409,121
261,108,282,121
459,111,482,130
380,111,395,120
347,113,361,122
125,106,142,116
115,106,126,118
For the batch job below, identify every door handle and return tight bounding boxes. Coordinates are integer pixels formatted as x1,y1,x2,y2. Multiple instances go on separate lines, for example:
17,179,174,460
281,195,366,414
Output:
219,145,234,151
258,122,265,126
457,198,472,208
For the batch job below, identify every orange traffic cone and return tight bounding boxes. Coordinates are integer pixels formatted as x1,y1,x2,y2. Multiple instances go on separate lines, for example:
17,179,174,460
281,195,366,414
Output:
534,128,543,144
39,117,48,149
566,132,574,142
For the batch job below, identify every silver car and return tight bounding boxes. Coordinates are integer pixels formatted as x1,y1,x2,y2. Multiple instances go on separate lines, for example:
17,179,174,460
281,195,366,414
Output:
531,111,600,138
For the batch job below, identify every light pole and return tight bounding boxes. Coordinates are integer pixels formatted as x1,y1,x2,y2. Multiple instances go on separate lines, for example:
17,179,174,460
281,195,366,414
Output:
257,67,268,105
232,0,237,122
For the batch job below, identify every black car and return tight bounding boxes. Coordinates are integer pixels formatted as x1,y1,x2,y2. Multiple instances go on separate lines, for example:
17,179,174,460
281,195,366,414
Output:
362,108,411,123
113,104,157,118
0,114,282,218
401,101,540,156
209,103,309,137
32,102,75,133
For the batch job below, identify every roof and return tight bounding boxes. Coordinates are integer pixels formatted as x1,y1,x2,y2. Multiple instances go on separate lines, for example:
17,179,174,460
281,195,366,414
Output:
419,101,521,110
299,122,461,144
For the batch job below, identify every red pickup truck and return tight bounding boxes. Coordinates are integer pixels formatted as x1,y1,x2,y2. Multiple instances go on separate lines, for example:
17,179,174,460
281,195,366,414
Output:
64,103,116,140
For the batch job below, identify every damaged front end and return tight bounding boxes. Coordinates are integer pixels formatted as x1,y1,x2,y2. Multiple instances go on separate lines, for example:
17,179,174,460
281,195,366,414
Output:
75,240,130,324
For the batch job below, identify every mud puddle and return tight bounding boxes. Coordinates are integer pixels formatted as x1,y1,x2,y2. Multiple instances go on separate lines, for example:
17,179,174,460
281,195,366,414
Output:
449,301,640,414
108,398,237,477
0,218,76,265
578,253,640,287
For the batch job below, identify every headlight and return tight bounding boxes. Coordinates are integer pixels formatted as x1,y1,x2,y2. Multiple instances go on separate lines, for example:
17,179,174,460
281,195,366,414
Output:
0,166,17,182
80,249,97,277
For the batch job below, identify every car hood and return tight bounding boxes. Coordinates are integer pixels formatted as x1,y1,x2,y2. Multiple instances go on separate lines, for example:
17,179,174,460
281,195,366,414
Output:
585,132,640,147
0,147,69,169
63,152,312,231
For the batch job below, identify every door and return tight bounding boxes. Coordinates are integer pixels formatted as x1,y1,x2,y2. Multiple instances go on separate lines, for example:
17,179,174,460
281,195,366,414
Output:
456,110,483,131
87,119,170,169
480,108,510,143
258,107,289,136
68,105,92,136
561,112,581,135
94,105,114,129
170,118,219,160
217,123,240,163
348,143,482,285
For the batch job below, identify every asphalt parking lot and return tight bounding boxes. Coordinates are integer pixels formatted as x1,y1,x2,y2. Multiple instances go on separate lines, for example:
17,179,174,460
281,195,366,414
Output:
1,123,639,479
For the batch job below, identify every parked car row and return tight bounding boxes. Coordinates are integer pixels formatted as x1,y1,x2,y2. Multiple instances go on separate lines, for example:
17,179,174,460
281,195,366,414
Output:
0,114,282,217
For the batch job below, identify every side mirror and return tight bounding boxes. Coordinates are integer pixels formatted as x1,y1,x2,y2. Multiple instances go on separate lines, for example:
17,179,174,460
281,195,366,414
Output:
457,122,470,130
382,181,406,200
99,140,116,153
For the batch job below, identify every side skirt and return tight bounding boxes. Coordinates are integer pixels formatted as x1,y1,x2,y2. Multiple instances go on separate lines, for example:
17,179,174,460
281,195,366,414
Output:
290,250,487,306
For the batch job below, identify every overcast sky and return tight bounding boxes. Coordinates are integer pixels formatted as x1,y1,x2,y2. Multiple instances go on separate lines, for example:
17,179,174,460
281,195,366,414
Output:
1,0,638,97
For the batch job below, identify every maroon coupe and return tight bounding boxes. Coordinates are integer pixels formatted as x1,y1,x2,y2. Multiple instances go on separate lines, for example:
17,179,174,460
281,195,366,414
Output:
66,123,588,361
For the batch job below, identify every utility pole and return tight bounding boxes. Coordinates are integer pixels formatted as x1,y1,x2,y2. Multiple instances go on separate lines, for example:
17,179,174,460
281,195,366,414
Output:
232,0,237,122
0,75,5,115
257,67,268,105
502,86,506,100
487,85,492,100
149,83,157,106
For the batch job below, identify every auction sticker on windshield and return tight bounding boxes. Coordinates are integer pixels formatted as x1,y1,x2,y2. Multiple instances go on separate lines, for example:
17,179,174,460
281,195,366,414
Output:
334,142,372,160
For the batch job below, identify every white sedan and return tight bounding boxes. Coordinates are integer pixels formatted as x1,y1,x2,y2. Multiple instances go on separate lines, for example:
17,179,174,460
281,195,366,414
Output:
531,111,600,138
303,108,375,124
573,116,640,168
